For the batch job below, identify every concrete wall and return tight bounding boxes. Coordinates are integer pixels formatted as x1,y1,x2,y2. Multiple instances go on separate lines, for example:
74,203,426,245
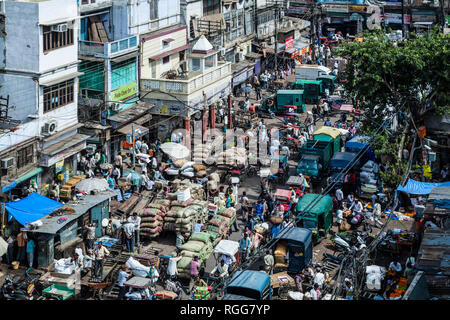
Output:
0,74,38,121
2,1,39,72
141,27,187,78
182,0,203,40
0,120,40,154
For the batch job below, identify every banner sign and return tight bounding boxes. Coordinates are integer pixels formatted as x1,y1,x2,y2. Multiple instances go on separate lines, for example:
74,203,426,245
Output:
110,82,138,102
322,4,349,13
285,36,294,51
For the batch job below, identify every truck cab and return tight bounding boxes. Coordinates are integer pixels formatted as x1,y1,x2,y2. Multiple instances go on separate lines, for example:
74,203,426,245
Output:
296,140,333,182
223,270,272,300
261,90,306,115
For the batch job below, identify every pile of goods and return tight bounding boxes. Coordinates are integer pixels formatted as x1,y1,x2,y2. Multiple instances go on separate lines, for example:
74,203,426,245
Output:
177,232,213,278
204,207,236,246
167,160,208,179
274,240,288,269
139,199,169,239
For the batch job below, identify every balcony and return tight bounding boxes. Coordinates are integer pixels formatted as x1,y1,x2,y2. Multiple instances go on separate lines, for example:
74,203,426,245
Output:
79,0,112,13
141,61,232,95
79,36,138,59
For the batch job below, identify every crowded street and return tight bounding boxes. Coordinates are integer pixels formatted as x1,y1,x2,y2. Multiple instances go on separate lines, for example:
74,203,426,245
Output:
0,0,449,304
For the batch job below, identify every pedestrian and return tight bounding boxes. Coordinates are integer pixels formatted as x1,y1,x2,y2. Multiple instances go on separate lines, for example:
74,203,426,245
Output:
389,258,402,277
16,231,27,264
117,264,131,300
123,217,135,253
168,252,184,280
240,191,250,222
5,235,15,264
94,241,110,280
128,212,141,248
252,200,265,222
26,236,35,268
256,85,262,100
335,187,344,207
239,233,251,262
84,221,96,251
189,256,200,293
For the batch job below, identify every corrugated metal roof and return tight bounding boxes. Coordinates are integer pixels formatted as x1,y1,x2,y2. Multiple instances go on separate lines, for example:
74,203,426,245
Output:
28,191,116,235
417,227,450,276
428,187,450,201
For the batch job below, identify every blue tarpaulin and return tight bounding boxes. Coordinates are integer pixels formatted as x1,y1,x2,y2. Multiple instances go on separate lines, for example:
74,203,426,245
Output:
397,179,450,195
5,192,63,226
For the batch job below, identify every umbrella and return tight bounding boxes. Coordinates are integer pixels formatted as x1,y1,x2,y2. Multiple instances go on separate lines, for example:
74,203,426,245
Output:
123,170,141,186
100,163,113,170
75,178,109,193
160,142,190,160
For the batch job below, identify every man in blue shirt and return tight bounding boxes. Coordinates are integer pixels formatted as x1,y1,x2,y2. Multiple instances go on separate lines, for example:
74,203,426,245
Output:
117,264,131,300
252,200,265,222
324,118,332,127
26,238,35,268
239,233,251,261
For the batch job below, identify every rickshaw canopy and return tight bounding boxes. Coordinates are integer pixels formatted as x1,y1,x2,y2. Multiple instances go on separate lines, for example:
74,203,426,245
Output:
274,189,292,201
213,239,240,257
313,126,341,140
296,193,332,217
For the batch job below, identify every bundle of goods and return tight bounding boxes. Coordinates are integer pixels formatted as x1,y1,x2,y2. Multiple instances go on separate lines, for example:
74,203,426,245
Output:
254,222,270,236
365,265,386,291
139,200,168,238
274,240,288,269
126,257,159,281
192,286,212,300
191,144,210,163
216,207,237,229
186,183,204,201
205,217,229,244
154,290,178,300
177,239,213,278
216,147,247,166
174,206,198,239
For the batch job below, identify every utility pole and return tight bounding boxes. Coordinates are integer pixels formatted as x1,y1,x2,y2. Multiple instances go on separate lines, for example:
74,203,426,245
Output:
401,0,405,38
310,3,316,62
131,123,135,170
274,4,278,71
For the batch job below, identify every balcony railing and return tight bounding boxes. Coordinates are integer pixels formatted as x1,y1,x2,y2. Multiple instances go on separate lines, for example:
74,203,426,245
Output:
141,62,232,95
79,35,138,59
79,0,112,11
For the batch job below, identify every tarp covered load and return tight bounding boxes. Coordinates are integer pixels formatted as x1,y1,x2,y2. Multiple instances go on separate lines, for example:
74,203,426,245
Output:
5,192,63,226
397,179,450,195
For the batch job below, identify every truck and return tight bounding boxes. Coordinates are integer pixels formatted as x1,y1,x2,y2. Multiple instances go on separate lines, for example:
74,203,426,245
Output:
260,90,306,116
294,64,331,81
289,80,324,104
296,140,333,182
328,151,360,187
223,270,272,300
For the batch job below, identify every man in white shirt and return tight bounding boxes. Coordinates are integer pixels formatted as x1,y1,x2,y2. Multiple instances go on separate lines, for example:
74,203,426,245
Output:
352,199,363,215
212,259,229,279
123,218,135,253
117,264,131,300
373,202,383,227
128,213,141,248
94,241,110,280
389,259,402,275
335,188,344,206
313,268,325,289
168,252,184,280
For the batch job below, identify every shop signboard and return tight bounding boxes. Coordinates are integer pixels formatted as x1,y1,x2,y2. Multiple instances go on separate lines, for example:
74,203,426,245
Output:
291,49,299,59
349,5,367,13
109,82,138,102
55,160,64,174
322,4,349,13
285,36,294,51
232,70,248,87
411,10,436,23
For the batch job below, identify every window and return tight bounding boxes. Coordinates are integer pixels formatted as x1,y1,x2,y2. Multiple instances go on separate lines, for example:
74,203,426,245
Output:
191,58,201,72
162,56,170,64
162,40,171,50
43,79,74,113
43,25,74,53
17,145,34,169
205,55,215,69
203,0,220,16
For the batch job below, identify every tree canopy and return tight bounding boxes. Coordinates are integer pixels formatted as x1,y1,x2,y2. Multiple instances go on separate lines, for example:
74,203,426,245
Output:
340,29,450,130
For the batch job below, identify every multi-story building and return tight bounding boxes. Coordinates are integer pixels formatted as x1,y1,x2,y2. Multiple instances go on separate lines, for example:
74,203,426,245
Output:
0,0,88,197
141,34,232,143
77,0,147,161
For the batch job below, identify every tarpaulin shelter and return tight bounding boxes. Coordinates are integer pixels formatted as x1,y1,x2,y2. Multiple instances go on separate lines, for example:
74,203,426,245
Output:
4,192,63,226
397,179,450,195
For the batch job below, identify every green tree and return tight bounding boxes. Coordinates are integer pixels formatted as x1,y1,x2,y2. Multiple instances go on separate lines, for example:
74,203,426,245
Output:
340,28,450,131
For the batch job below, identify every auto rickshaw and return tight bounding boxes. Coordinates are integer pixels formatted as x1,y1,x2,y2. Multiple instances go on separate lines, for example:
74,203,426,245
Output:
289,80,324,104
317,74,337,95
295,193,333,243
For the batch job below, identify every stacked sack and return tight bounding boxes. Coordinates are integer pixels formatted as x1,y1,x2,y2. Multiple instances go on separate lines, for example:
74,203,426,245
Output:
274,240,288,269
216,207,237,230
187,184,205,201
205,215,229,246
177,232,213,278
139,199,169,238
192,163,207,178
172,199,196,239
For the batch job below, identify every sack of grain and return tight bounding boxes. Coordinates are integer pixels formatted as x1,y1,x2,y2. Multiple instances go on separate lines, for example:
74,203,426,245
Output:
196,170,207,177
190,232,211,244
174,160,187,168
171,199,194,208
274,241,288,256
193,164,207,172
166,169,180,176
179,241,205,253
163,222,176,232
166,192,178,200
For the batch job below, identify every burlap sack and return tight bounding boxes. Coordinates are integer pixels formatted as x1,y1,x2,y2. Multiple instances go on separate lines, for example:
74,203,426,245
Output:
193,164,207,172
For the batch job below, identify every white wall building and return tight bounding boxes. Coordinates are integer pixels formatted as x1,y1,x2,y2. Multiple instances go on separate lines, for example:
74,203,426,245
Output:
0,0,88,194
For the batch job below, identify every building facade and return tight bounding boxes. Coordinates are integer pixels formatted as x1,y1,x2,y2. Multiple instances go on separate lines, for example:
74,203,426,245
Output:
0,0,87,197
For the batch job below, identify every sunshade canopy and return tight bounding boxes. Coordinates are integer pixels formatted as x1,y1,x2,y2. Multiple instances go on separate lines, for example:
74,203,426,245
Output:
397,179,450,195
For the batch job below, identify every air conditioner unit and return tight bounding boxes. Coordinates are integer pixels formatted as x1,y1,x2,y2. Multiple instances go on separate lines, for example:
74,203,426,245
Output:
1,157,14,169
42,120,57,135
110,103,121,112
51,23,68,33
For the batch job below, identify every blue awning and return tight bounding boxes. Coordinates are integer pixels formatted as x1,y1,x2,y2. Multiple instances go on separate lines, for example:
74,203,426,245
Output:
397,179,450,195
5,193,63,226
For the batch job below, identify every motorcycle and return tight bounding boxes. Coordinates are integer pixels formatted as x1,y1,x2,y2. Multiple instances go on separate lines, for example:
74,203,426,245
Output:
0,268,41,300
